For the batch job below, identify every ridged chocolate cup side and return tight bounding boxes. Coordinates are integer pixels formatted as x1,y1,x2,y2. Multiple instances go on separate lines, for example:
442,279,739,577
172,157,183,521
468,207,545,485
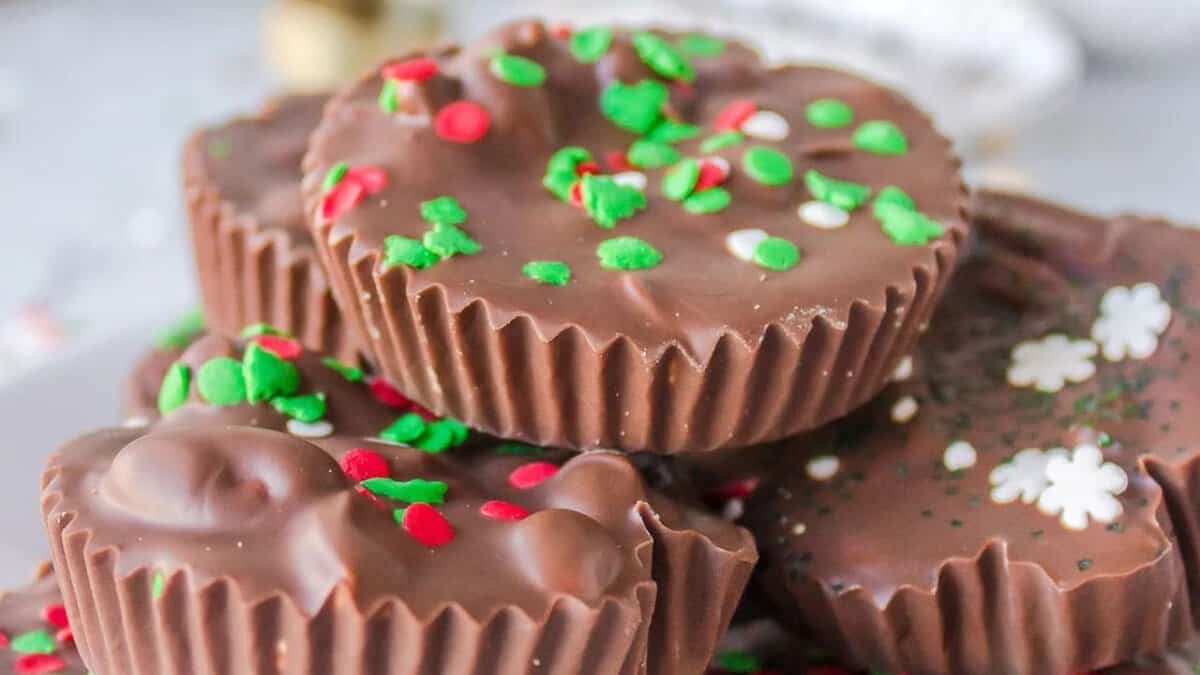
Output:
183,131,361,365
308,215,961,454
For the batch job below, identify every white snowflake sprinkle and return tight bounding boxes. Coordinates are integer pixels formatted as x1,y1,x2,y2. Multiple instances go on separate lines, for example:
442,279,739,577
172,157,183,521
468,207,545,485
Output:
891,355,914,382
989,447,1069,504
1091,283,1172,362
612,171,648,190
798,200,850,229
806,455,839,481
721,498,745,521
741,110,790,140
1007,334,1098,392
1037,444,1128,530
943,441,977,471
703,156,731,179
891,396,919,423
726,228,768,262
122,416,151,429
287,419,334,438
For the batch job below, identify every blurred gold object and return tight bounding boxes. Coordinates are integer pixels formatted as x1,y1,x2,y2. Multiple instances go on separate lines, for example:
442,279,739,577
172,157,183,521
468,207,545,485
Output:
263,0,445,92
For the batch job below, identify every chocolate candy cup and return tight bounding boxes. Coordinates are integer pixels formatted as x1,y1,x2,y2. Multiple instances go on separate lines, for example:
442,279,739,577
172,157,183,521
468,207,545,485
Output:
740,192,1200,673
303,20,967,453
185,95,361,364
42,428,756,675
0,561,86,674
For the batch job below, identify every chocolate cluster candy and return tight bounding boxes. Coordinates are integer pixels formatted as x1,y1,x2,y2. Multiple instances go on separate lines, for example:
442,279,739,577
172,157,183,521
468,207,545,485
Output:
302,20,968,453
0,562,84,674
42,427,755,675
736,192,1200,673
185,95,362,364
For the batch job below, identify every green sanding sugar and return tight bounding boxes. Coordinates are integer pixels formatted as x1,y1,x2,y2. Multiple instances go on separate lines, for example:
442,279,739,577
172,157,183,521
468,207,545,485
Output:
322,162,349,192
419,196,467,225
600,79,668,135
412,420,456,453
570,26,613,63
271,392,327,423
523,260,572,286
742,146,794,185
804,169,872,211
423,222,481,258
197,356,246,406
597,236,663,271
853,120,909,155
242,342,300,404
662,158,701,201
873,185,916,219
11,628,56,655
543,170,577,202
362,477,448,504
647,119,700,143
632,31,694,81
489,52,547,87
753,237,801,271
627,139,681,169
880,209,945,246
546,146,591,175
378,79,399,113
157,361,191,415
677,33,726,57
581,174,647,228
383,235,440,270
806,98,854,128
321,356,363,382
683,187,731,214
700,130,744,153
381,412,427,444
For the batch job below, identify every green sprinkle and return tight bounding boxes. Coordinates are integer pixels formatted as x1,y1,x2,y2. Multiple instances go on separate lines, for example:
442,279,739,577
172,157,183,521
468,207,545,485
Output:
412,419,465,453
581,174,647,228
753,237,801,271
570,26,613,63
271,392,327,423
495,441,544,455
392,507,407,525
322,162,349,192
151,571,165,600
632,31,694,81
420,196,467,225
597,236,662,271
380,412,428,444
322,356,363,382
1098,432,1115,448
438,417,469,446
240,322,284,338
543,170,578,202
197,357,246,406
154,307,205,350
854,120,908,155
716,650,761,673
873,185,916,219
600,79,668,135
880,209,945,246
742,146,794,185
490,52,547,87
423,222,482,258
546,146,592,175
700,130,744,153
683,187,731,214
677,33,726,57
805,170,871,210
523,261,572,286
647,119,701,144
378,79,399,114
242,342,300,404
383,235,440,270
627,139,680,169
662,158,701,201
11,629,56,655
362,477,448,504
806,98,854,128
157,362,191,415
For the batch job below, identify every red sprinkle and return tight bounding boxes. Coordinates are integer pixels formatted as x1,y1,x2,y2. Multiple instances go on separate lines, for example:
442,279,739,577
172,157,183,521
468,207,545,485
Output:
254,334,303,360
54,627,72,645
0,630,9,648
569,180,584,208
320,179,366,223
605,150,632,172
710,477,759,501
480,500,530,521
403,503,455,547
345,166,389,194
369,378,414,410
714,98,757,131
42,603,68,629
575,160,601,176
15,654,67,674
340,448,390,482
551,24,573,39
508,462,559,489
434,101,491,143
695,159,730,192
381,57,439,82
355,484,390,510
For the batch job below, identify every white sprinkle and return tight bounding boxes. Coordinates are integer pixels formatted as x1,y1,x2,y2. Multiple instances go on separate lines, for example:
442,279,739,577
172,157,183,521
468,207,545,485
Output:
721,498,745,522
726,228,768,262
740,110,790,141
122,416,151,429
944,441,978,471
612,171,648,190
792,522,807,535
806,455,840,481
798,200,850,230
287,419,334,438
703,156,731,178
892,355,914,382
891,396,919,423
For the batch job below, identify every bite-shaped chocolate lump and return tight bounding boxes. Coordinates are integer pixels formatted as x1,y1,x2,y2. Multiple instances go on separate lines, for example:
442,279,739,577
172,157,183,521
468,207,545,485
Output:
42,426,756,675
302,19,968,453
740,192,1200,674
0,562,86,674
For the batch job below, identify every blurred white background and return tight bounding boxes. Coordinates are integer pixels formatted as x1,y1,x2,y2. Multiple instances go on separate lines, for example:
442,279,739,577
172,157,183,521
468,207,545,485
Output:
0,0,1198,578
